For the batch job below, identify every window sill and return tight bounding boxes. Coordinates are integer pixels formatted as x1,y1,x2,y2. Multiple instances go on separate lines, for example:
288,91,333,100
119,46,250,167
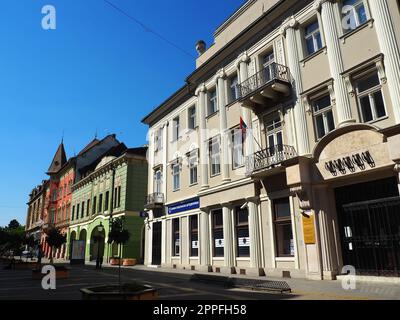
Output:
189,257,199,260
275,257,295,262
189,182,198,187
212,257,224,261
339,19,374,44
206,110,219,120
232,164,245,171
171,256,180,260
364,115,389,125
300,46,327,66
226,99,239,109
236,257,250,261
173,189,181,193
210,173,221,178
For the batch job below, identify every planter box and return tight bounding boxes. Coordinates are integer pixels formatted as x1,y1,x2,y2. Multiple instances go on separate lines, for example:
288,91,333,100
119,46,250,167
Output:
122,259,137,267
109,258,121,266
81,283,158,300
32,266,70,280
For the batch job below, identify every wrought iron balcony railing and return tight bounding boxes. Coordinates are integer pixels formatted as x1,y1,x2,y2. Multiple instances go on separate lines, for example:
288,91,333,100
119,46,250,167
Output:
144,192,165,209
238,63,291,99
246,145,297,177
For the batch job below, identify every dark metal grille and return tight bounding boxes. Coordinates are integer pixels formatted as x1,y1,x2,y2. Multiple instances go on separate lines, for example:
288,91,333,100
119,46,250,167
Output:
245,144,297,176
238,63,291,99
342,197,400,277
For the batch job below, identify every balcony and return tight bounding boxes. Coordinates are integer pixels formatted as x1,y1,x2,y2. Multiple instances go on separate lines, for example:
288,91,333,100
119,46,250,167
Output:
238,63,291,109
246,145,298,178
144,192,165,210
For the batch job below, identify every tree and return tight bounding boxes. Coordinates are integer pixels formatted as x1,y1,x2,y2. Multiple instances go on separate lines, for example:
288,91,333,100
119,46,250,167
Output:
107,217,130,289
45,228,66,264
8,220,21,230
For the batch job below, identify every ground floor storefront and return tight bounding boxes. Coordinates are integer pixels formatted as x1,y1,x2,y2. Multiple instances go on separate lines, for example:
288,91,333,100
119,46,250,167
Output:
66,213,145,264
144,124,400,281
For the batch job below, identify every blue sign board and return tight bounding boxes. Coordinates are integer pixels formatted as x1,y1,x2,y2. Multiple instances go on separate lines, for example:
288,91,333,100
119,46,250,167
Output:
168,197,200,215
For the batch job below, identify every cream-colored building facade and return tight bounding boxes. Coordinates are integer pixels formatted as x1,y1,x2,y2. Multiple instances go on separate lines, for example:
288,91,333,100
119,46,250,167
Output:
142,0,400,280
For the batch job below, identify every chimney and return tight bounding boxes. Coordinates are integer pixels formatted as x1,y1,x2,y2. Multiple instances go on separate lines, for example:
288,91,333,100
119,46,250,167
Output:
196,40,206,56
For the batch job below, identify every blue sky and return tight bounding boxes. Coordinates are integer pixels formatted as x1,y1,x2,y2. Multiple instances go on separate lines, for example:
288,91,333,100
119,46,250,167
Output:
0,0,245,227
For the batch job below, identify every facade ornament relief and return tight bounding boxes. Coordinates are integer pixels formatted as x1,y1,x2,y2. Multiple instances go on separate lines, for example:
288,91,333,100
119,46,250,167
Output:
195,83,207,96
280,16,299,37
235,51,250,68
343,74,355,97
290,185,311,211
376,59,387,84
327,82,336,106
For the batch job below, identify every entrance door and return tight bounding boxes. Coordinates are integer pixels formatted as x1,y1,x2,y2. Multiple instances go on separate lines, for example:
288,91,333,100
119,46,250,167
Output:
335,177,400,276
151,222,162,266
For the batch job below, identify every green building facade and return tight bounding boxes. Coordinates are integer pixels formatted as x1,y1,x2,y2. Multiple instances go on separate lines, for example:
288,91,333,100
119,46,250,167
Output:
67,148,148,263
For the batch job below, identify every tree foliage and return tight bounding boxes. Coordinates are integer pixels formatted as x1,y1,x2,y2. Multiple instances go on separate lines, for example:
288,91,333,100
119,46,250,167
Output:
0,220,25,256
108,217,130,245
45,228,67,250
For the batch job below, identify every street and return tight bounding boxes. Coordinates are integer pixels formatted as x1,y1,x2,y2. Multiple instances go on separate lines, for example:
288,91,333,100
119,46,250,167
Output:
0,262,399,300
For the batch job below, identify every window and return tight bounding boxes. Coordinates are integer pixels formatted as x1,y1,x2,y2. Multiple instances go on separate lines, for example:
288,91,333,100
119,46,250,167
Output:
81,201,85,218
71,206,75,221
173,164,180,191
172,218,180,257
189,151,198,185
76,204,80,220
86,200,90,217
188,105,197,130
105,191,109,212
312,95,335,139
154,127,163,152
235,206,250,257
98,194,103,213
52,189,57,202
232,128,244,169
342,0,367,32
356,72,386,123
172,116,180,141
273,198,294,257
208,88,218,115
209,136,221,176
190,215,199,257
265,117,283,155
212,210,224,257
262,51,275,82
229,74,239,103
154,170,163,193
92,196,97,214
117,186,121,207
304,20,322,55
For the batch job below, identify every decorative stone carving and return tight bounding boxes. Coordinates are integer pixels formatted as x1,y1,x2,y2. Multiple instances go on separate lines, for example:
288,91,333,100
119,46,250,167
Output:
235,51,250,68
195,83,207,96
280,16,299,36
290,185,311,211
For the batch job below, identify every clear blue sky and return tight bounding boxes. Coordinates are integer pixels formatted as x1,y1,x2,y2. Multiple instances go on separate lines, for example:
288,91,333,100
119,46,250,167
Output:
0,0,245,227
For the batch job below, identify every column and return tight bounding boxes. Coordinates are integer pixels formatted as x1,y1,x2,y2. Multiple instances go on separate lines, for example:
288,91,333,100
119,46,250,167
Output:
162,122,168,197
196,84,209,190
236,52,255,157
148,128,155,194
314,0,354,125
368,0,400,123
222,203,235,273
281,17,311,155
216,69,231,183
199,208,211,271
161,219,167,265
247,197,264,275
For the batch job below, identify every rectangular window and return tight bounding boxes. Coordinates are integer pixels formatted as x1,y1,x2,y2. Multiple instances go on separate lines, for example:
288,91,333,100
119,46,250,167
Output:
212,210,224,257
304,20,322,55
71,206,75,221
235,206,250,257
262,51,275,82
117,186,121,207
154,170,163,193
232,128,244,169
98,194,103,213
172,218,180,257
173,164,180,191
188,105,197,130
154,127,163,152
189,151,198,185
76,204,80,220
92,196,97,214
356,72,386,123
273,198,294,257
190,215,199,257
81,201,85,218
229,74,239,103
209,136,221,176
265,117,283,155
208,89,218,115
172,116,180,141
342,0,367,32
86,199,90,217
105,191,109,212
312,94,335,139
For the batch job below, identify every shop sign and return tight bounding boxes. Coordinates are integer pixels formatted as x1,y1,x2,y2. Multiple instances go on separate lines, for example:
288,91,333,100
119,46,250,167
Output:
192,241,198,249
302,213,316,245
238,237,250,247
215,239,224,248
168,197,200,215
325,151,375,176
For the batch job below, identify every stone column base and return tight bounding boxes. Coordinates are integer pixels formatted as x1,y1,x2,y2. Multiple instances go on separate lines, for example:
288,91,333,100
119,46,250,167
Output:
323,270,338,280
246,267,266,277
198,265,213,273
220,266,237,275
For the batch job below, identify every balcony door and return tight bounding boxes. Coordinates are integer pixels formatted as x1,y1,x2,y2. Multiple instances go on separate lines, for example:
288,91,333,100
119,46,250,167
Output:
154,169,163,194
265,117,283,159
262,52,275,83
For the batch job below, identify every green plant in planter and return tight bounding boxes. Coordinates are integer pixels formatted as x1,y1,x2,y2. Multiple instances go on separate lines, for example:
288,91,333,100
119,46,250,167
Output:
45,228,66,264
107,217,130,290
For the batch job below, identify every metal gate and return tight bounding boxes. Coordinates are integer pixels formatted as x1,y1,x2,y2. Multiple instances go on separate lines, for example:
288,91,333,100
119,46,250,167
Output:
342,197,400,276
151,222,162,266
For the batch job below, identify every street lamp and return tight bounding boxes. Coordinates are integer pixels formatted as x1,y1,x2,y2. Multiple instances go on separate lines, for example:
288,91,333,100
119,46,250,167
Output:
95,222,104,269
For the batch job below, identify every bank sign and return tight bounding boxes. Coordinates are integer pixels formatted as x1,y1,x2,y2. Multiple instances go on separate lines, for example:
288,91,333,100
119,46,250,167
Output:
168,197,200,215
